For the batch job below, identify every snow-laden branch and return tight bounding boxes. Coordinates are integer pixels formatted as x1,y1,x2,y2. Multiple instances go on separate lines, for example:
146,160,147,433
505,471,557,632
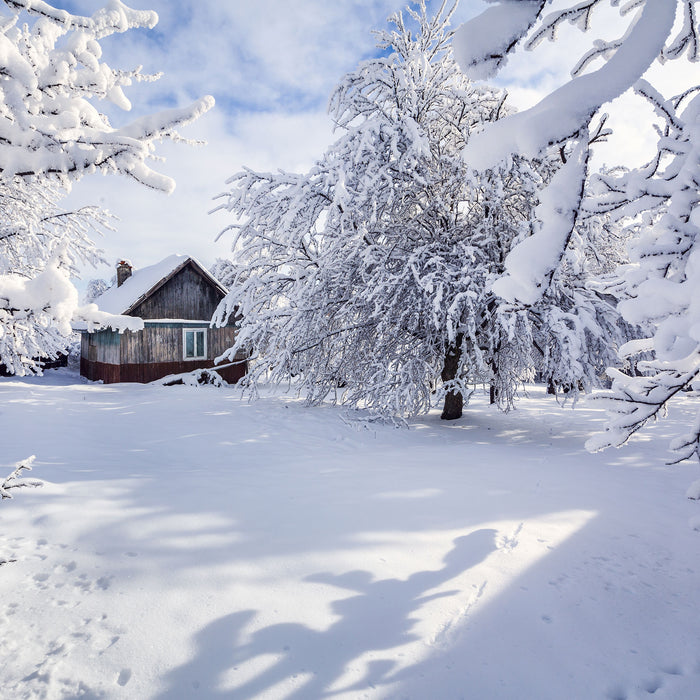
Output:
459,0,676,168
492,137,589,305
1,456,43,500
586,85,700,466
0,0,214,191
452,0,545,81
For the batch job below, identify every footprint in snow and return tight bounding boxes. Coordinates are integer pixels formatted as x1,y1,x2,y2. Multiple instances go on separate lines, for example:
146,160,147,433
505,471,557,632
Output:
117,668,132,686
643,676,663,694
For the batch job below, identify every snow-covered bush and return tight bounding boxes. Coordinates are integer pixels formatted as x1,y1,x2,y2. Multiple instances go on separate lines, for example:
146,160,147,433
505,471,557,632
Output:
158,368,228,387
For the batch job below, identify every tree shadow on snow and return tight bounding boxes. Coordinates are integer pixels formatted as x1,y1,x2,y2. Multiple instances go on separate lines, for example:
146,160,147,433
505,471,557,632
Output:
154,529,497,699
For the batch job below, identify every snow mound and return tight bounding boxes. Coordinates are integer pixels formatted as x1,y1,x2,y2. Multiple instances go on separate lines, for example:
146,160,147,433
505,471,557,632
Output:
157,368,228,387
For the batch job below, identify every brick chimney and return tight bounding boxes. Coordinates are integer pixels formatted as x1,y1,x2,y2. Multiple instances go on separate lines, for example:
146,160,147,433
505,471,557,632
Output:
116,260,133,287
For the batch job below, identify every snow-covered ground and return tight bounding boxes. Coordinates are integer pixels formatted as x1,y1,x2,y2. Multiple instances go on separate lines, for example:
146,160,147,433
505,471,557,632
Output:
1,369,699,700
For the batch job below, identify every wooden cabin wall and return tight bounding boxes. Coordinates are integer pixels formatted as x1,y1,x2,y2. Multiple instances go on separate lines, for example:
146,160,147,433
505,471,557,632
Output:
131,265,223,321
80,330,121,382
114,324,245,384
209,326,247,383
119,325,237,364
120,326,181,364
82,330,120,364
209,326,239,359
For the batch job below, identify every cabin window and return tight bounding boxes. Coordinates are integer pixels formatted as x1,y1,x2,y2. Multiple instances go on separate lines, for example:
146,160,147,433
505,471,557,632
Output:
183,328,207,360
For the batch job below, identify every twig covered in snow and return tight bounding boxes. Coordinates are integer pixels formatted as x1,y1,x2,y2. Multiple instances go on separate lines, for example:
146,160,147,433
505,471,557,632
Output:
0,0,213,190
453,0,687,306
586,87,700,466
1,456,43,500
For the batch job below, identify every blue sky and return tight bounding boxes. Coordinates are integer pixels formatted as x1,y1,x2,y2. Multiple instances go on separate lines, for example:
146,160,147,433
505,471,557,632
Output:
56,0,688,289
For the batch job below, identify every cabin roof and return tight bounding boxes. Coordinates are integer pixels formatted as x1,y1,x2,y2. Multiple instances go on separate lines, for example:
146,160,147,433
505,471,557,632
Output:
94,254,227,316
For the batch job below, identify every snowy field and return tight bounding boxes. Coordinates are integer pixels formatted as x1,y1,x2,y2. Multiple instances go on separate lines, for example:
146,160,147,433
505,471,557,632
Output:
1,368,699,700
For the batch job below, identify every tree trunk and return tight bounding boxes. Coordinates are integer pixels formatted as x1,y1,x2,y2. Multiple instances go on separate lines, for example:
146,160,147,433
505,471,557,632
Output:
489,357,499,406
441,335,463,421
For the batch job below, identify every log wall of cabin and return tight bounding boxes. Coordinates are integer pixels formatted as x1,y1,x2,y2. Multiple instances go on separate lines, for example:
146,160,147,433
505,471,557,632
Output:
117,324,244,383
81,330,120,364
80,330,120,382
130,265,224,321
80,323,245,384
119,324,238,365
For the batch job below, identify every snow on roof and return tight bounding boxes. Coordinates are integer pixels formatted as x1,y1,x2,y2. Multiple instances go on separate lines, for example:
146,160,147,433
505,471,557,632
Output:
95,254,224,315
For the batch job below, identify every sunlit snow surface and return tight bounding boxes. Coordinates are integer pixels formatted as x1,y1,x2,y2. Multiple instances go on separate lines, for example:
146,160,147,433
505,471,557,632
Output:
1,369,699,699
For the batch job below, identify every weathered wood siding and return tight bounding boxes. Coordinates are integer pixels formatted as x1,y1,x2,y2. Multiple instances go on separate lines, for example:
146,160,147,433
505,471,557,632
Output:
80,330,121,382
80,359,121,383
209,326,239,359
120,325,181,364
119,324,238,364
82,329,120,364
80,323,245,384
130,264,223,321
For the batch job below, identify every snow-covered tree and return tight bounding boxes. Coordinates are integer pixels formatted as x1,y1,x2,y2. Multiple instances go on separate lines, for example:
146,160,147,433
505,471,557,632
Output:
209,257,241,291
0,0,213,188
453,1,699,469
83,277,112,305
0,179,113,373
214,2,573,420
214,1,636,421
0,0,214,375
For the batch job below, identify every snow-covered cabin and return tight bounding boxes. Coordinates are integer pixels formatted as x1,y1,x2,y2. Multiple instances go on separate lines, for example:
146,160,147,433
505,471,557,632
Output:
80,255,246,384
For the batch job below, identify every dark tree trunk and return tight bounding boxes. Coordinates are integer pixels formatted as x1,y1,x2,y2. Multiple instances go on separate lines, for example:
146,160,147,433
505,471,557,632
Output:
442,389,463,420
489,356,499,406
441,335,463,421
